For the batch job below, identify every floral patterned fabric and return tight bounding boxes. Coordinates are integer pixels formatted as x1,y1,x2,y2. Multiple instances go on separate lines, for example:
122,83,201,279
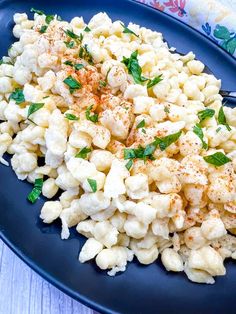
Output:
136,0,236,58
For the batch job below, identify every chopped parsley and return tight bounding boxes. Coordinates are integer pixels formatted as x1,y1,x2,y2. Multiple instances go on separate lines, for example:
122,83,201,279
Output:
197,108,215,123
74,63,84,70
218,106,231,131
63,75,82,94
64,41,75,48
123,131,182,161
147,75,163,89
203,152,231,167
164,106,170,114
78,44,93,64
122,50,147,84
86,105,98,123
136,119,145,129
142,128,146,134
84,26,91,32
31,8,44,15
64,61,84,70
27,103,44,118
64,60,73,66
65,113,79,121
216,127,221,133
125,159,133,171
99,80,107,87
45,15,54,24
64,29,83,42
87,178,97,192
120,22,138,37
9,88,25,104
193,124,208,149
39,25,48,33
27,178,43,203
75,147,91,159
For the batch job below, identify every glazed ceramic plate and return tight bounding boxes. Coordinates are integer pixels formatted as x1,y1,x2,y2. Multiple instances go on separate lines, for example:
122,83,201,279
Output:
0,0,236,313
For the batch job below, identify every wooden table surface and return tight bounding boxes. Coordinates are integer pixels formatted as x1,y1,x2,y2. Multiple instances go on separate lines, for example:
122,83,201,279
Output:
0,240,96,314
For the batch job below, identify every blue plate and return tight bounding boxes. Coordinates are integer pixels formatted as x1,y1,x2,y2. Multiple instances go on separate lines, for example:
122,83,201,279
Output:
0,1,236,313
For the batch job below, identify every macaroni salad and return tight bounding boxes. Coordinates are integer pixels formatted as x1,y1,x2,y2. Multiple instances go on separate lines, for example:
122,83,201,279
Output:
0,9,236,284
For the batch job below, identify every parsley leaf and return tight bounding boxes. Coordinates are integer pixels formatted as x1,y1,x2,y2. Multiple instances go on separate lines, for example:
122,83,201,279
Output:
203,152,231,167
39,25,48,33
27,178,43,203
75,147,91,159
193,124,208,149
74,63,84,70
79,44,93,64
218,106,231,131
137,119,145,129
31,8,44,15
86,105,98,123
64,60,73,66
125,159,133,171
99,80,107,87
63,75,82,93
164,106,170,113
65,113,79,121
27,103,44,118
64,61,84,70
122,50,147,84
64,41,75,48
87,178,97,192
9,88,25,104
64,29,83,42
124,149,136,159
84,26,91,32
120,22,138,37
45,15,54,24
147,75,163,89
158,131,182,151
197,108,215,123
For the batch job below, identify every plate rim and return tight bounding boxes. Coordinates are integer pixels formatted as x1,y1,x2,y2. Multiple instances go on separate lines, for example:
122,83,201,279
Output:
0,1,235,313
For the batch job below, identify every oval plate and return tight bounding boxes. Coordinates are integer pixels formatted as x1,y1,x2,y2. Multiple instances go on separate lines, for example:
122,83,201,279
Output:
0,1,236,313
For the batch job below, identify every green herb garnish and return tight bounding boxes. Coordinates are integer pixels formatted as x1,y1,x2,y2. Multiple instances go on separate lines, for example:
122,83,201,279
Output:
216,127,221,133
125,159,133,171
64,29,83,42
78,44,93,64
136,119,145,129
9,88,25,104
27,178,43,203
218,106,231,131
75,147,91,159
122,50,147,84
147,75,163,89
74,63,84,70
87,178,97,192
84,26,91,32
197,108,215,123
45,15,54,24
63,75,82,94
31,8,44,15
64,41,75,48
27,103,44,118
86,105,98,123
64,60,74,66
193,124,208,149
120,22,138,37
203,152,231,167
65,113,79,121
164,106,170,113
99,80,107,88
158,131,182,151
39,25,48,33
